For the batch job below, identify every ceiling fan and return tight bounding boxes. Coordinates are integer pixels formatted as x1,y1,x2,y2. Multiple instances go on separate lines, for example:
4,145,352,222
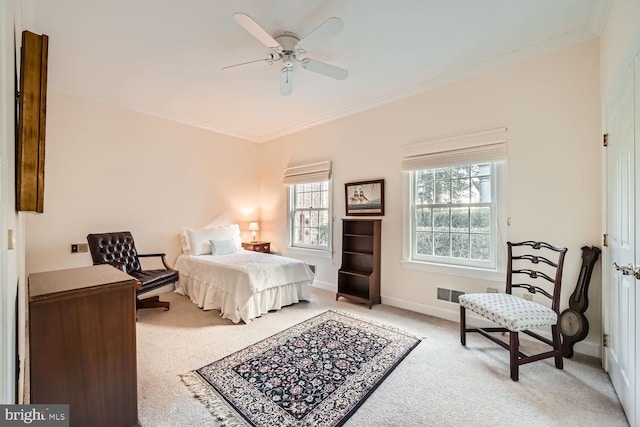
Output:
224,13,349,96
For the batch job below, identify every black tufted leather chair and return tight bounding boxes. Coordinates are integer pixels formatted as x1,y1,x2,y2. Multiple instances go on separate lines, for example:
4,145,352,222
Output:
87,231,178,311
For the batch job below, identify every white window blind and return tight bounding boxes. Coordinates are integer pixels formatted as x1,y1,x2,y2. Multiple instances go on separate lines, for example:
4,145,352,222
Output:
401,128,507,171
283,161,332,185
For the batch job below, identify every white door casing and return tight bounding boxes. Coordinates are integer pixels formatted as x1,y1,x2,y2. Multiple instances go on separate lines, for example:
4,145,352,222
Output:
605,60,636,426
635,54,640,427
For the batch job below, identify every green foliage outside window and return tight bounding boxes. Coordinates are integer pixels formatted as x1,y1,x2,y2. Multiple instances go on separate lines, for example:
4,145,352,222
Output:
414,164,493,262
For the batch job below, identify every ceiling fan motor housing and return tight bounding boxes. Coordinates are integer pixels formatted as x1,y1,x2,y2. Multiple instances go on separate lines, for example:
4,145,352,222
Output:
274,31,301,54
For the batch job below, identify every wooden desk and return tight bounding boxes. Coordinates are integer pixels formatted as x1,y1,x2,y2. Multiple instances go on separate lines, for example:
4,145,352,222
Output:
29,265,140,427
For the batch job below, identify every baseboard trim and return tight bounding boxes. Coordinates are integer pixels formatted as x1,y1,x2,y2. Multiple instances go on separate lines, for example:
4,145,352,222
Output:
381,295,601,359
310,280,336,293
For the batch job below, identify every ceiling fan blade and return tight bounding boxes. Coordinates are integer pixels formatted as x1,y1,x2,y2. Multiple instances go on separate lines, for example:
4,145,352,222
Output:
222,57,275,71
233,13,282,52
280,66,293,96
300,58,348,80
296,17,343,53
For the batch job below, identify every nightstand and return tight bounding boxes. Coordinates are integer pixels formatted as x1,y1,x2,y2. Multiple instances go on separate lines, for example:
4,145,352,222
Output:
242,241,271,253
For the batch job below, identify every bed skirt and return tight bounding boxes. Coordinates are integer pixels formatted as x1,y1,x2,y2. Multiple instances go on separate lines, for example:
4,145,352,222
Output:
175,274,311,323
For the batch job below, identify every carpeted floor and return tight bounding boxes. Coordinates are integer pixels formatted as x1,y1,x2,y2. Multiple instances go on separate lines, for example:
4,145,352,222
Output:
136,286,629,427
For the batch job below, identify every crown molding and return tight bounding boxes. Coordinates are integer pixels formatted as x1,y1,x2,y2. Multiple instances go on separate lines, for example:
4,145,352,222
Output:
51,26,599,144
589,0,612,36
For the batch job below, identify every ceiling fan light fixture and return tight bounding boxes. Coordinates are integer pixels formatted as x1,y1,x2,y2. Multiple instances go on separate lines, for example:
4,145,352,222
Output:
282,54,294,68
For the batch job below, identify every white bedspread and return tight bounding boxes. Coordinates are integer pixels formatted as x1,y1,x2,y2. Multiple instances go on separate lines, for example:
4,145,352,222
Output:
174,250,313,323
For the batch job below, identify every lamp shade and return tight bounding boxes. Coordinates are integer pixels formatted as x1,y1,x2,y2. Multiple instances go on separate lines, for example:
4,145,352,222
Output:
248,222,260,242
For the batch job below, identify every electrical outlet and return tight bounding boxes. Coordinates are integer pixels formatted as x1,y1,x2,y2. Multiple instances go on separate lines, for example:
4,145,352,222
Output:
523,293,533,301
70,243,89,253
486,287,498,293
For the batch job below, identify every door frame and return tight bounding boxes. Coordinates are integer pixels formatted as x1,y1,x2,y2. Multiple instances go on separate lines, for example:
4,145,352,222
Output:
0,1,15,404
602,36,640,426
635,56,640,427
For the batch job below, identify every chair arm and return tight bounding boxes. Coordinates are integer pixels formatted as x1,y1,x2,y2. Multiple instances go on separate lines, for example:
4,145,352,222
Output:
137,253,172,270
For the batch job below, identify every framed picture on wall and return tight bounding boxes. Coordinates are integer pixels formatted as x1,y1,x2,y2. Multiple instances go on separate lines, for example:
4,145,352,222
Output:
345,179,385,216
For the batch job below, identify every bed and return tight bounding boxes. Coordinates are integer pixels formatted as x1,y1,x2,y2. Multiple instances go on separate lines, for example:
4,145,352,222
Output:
174,225,314,323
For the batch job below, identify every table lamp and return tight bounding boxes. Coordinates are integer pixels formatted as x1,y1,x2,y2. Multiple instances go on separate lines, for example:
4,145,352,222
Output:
248,222,259,242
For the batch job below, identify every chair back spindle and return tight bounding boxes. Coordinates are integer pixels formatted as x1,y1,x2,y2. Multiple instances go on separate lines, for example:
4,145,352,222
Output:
506,241,567,313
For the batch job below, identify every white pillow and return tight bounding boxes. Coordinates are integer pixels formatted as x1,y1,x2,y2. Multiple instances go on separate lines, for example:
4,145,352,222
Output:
186,224,242,256
187,227,216,255
210,239,238,255
213,224,242,251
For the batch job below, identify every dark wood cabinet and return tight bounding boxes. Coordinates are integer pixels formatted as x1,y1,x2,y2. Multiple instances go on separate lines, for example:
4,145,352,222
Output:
28,265,140,427
337,219,381,308
242,241,271,253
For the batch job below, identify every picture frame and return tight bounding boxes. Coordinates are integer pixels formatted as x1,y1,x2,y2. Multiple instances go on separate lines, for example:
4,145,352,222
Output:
345,179,385,216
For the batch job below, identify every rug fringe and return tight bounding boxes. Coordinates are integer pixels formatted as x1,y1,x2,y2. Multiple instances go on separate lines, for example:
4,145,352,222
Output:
179,371,247,427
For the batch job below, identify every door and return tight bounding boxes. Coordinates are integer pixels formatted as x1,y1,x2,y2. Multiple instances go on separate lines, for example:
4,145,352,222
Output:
635,55,640,427
605,59,637,426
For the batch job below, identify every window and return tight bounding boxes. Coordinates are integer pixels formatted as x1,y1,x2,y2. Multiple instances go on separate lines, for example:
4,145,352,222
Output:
401,128,507,275
283,161,332,253
289,181,331,250
411,162,499,269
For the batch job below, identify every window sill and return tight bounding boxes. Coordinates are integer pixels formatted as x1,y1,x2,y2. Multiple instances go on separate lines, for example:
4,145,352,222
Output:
285,246,333,259
401,259,505,282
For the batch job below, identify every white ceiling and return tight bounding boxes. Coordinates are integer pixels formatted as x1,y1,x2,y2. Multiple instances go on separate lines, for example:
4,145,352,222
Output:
23,0,609,142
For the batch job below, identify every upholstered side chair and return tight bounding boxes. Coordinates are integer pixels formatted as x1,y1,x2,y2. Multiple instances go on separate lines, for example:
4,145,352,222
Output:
459,240,567,381
87,231,178,311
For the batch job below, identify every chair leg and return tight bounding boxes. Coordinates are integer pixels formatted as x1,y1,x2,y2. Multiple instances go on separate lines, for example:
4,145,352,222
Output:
460,306,467,346
552,324,564,369
510,331,519,381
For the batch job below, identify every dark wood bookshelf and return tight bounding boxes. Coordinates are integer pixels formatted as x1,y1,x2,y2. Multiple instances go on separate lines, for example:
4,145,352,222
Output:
337,219,381,308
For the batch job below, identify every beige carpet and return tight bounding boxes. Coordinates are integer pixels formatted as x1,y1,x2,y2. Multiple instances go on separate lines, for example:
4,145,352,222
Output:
136,287,628,427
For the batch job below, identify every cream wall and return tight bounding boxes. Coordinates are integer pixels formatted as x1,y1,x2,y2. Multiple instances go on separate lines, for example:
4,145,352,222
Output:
600,0,640,99
259,40,603,356
25,91,261,274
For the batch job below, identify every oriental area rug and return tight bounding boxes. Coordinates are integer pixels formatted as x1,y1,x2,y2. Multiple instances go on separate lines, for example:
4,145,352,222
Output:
180,310,421,427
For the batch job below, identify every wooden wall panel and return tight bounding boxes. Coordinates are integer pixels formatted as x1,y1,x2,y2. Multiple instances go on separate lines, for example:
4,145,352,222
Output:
17,30,48,213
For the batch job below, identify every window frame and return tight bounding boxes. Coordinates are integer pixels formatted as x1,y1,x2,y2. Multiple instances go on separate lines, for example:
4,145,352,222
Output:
402,161,507,280
287,180,333,253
